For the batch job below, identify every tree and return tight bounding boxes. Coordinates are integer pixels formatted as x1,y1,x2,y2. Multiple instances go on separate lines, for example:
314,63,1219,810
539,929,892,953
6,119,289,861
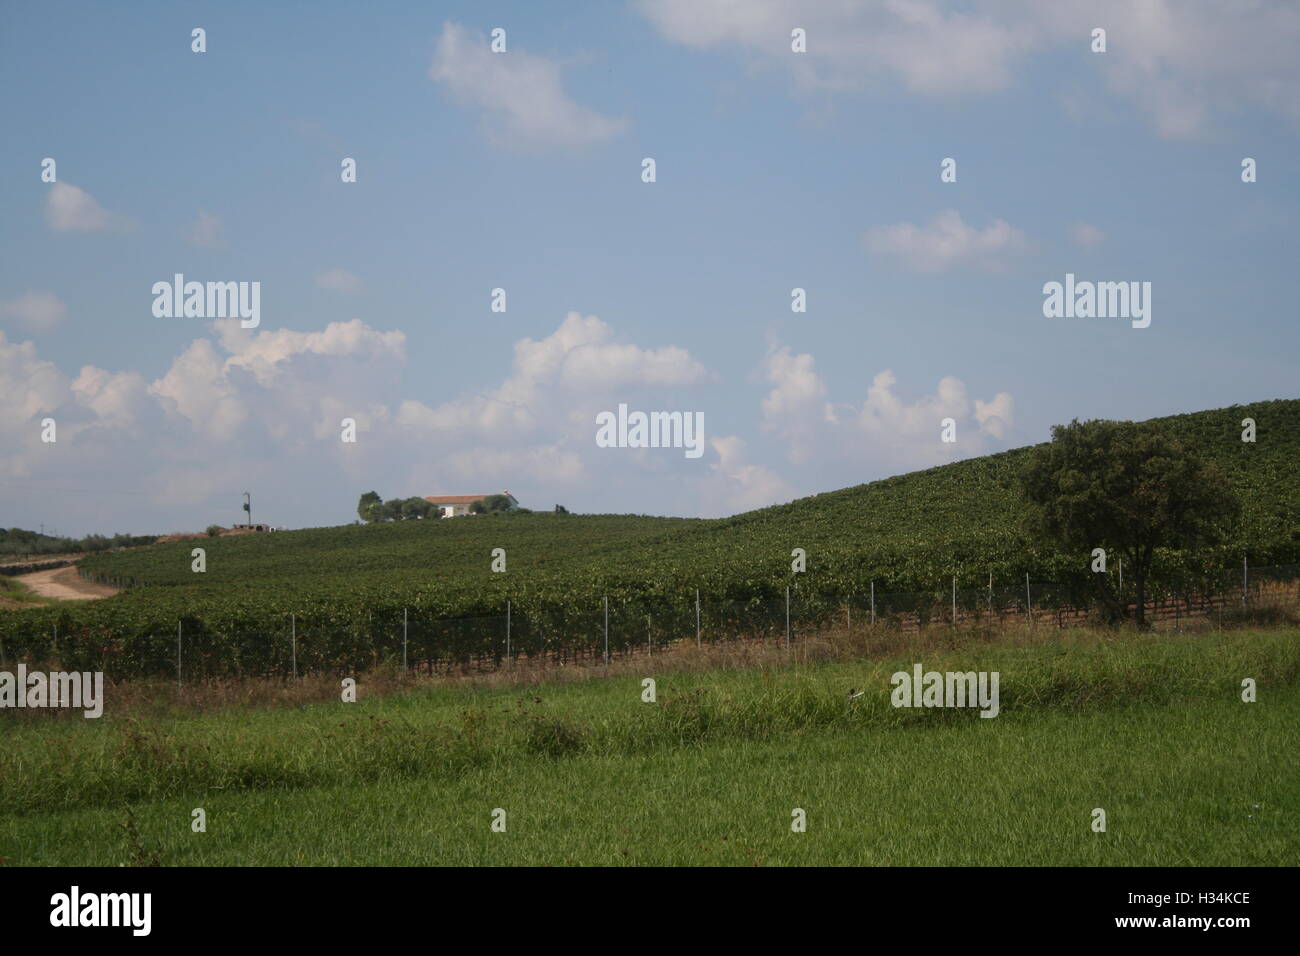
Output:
1020,419,1239,627
400,497,434,520
357,491,382,523
470,494,514,515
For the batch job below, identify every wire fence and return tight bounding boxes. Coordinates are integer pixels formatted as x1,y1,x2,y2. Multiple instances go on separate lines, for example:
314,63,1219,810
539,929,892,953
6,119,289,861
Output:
6,563,1297,681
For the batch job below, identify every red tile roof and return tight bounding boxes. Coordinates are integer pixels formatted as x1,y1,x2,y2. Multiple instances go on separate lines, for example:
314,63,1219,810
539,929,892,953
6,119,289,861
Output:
423,492,515,505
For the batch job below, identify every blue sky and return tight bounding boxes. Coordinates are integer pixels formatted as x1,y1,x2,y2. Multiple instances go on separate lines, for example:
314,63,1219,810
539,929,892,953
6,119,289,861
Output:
2,0,1297,534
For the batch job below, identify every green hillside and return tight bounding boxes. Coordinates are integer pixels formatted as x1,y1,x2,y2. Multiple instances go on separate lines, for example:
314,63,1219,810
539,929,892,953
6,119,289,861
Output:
3,398,1297,673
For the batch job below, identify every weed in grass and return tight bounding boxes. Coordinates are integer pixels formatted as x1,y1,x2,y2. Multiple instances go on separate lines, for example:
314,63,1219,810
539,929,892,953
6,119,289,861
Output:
117,808,161,867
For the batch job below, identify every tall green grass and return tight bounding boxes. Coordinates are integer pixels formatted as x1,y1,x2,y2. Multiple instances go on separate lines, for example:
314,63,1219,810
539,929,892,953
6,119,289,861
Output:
4,690,1294,865
2,628,1294,817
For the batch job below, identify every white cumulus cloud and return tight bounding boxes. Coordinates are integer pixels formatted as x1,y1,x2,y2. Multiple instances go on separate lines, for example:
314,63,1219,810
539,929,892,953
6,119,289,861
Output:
429,21,627,151
637,0,1300,139
701,435,795,514
758,342,1016,475
864,209,1027,273
0,292,68,333
45,182,112,233
398,311,709,438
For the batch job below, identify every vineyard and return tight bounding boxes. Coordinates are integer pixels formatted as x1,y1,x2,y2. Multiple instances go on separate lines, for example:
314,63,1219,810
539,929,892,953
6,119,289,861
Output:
3,397,1298,677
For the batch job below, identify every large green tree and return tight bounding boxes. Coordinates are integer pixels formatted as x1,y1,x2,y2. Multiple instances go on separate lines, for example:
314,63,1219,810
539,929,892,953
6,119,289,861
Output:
357,491,382,523
1020,419,1239,627
470,494,515,515
399,497,435,520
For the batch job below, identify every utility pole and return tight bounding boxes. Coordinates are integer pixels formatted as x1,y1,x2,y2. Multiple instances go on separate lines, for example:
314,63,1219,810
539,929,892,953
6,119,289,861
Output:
242,491,252,528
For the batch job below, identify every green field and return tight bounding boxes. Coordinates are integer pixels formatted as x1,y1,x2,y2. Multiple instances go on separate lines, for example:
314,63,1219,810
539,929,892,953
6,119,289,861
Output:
2,398,1297,676
3,628,1296,865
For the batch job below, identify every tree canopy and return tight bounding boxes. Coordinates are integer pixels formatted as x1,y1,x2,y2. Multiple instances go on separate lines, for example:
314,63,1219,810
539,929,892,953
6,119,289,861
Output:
470,494,515,514
358,492,435,523
1020,418,1239,626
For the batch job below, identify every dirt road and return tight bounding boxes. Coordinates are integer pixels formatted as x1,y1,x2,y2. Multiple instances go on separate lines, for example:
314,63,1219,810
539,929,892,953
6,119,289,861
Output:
17,566,120,601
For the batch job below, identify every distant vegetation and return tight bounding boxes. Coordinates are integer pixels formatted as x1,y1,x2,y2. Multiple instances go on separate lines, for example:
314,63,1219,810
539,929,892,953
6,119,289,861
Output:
1,399,1296,674
0,527,157,558
357,491,527,522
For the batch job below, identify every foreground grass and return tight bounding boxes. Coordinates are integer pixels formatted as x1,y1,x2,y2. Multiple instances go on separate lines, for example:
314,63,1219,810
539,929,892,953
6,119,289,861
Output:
1,628,1296,865
3,692,1293,865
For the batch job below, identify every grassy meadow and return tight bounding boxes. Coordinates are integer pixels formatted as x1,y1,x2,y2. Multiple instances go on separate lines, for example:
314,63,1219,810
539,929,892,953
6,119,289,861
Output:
2,625,1295,866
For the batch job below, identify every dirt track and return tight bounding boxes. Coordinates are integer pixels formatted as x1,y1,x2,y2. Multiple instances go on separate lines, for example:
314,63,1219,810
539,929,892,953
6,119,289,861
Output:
18,566,120,601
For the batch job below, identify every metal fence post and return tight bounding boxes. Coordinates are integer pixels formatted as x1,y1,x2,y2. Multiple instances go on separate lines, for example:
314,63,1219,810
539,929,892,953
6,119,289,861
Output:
871,581,876,626
1243,555,1248,607
785,586,790,648
647,614,652,656
291,613,297,680
603,596,609,669
506,600,511,662
177,619,182,688
1025,573,1032,625
695,589,701,646
403,607,408,671
952,575,957,625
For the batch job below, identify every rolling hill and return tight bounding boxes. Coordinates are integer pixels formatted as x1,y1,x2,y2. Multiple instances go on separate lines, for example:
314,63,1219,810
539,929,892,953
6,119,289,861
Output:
3,398,1297,673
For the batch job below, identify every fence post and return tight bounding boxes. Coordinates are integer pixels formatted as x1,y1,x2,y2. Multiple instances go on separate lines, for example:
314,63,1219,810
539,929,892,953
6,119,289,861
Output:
695,589,700,646
506,600,511,662
871,581,876,626
177,619,182,688
952,575,957,625
1025,573,1032,625
403,607,408,671
1242,555,1248,607
603,596,609,669
1118,558,1123,599
647,614,652,656
988,571,993,613
291,613,297,680
785,586,790,648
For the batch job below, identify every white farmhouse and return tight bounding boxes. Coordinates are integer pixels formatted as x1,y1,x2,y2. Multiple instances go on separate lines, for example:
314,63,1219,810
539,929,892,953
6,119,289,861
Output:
422,491,518,518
